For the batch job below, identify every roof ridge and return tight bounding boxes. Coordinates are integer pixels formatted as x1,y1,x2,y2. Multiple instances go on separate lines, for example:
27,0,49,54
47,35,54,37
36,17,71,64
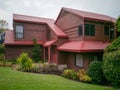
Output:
13,14,54,21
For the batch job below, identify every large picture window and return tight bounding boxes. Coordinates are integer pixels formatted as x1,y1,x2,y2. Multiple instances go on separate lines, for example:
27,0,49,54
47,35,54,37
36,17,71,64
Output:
75,54,83,67
85,24,95,36
15,25,23,39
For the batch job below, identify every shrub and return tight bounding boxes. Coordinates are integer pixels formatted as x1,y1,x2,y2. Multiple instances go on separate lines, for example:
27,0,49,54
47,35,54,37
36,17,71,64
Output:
17,53,32,71
77,70,91,82
87,61,106,84
62,69,78,80
103,51,120,87
0,53,5,60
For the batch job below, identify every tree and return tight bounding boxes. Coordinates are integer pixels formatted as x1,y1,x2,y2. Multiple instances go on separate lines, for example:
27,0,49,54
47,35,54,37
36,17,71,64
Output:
103,36,120,87
31,38,42,62
0,19,8,34
116,16,120,32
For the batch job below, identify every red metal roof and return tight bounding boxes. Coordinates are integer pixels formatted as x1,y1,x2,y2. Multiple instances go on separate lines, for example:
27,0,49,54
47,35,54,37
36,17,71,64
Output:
43,39,57,47
58,40,110,52
13,14,67,37
55,7,116,23
4,30,44,45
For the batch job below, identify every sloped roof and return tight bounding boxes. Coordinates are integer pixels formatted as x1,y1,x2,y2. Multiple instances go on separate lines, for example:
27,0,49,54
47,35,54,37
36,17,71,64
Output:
13,14,67,37
4,30,44,45
43,39,57,47
58,40,110,52
55,7,116,23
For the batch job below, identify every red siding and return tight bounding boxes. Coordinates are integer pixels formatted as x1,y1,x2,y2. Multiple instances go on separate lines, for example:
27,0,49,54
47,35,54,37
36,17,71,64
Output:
5,45,33,59
14,22,48,41
56,12,84,41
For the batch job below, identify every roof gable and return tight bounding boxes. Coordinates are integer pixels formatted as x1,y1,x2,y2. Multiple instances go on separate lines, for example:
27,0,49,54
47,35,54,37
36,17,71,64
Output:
55,7,116,23
13,14,67,37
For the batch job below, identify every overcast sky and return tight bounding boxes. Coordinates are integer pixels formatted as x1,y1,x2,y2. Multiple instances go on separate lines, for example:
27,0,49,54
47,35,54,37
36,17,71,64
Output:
0,0,120,29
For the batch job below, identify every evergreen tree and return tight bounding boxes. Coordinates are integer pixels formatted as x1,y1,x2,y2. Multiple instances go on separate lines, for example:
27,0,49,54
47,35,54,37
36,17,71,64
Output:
31,38,41,62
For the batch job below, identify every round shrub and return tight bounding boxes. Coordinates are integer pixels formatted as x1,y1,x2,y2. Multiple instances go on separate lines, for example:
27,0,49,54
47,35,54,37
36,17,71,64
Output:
17,53,32,71
103,50,120,87
87,61,106,84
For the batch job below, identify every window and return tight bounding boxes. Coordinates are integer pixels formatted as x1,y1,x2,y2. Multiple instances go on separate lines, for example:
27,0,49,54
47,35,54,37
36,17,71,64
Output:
15,25,23,38
76,54,83,67
85,24,95,36
78,25,82,36
104,25,109,35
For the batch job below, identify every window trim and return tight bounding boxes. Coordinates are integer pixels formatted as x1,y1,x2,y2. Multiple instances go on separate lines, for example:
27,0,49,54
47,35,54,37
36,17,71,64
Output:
75,54,83,67
15,24,24,39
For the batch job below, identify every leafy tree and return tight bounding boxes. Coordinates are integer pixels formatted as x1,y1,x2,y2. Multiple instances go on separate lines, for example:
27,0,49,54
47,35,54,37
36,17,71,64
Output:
31,38,41,62
116,16,120,32
103,50,120,87
103,36,120,87
0,19,8,34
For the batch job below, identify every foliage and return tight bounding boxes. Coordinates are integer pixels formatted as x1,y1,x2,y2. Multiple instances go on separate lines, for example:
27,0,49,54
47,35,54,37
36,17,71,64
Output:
31,38,41,62
0,53,5,60
87,61,106,84
105,36,120,52
77,70,91,82
0,44,5,54
103,50,120,87
116,16,120,32
0,67,116,90
62,69,78,80
17,53,32,71
0,19,8,29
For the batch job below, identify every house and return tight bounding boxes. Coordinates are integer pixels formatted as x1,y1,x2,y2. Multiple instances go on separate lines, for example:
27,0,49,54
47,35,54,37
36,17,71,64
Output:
5,7,116,70
0,32,5,44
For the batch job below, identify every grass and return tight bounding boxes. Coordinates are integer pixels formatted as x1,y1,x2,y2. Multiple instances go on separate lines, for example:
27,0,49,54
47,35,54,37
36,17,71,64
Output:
0,67,117,90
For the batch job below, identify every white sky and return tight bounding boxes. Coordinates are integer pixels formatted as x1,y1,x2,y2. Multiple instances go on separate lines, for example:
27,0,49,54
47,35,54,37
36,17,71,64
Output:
0,0,120,29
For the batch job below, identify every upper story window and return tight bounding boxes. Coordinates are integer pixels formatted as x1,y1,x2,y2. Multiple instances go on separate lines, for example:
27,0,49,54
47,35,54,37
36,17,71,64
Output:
104,25,109,35
85,24,95,36
15,25,23,39
78,25,83,36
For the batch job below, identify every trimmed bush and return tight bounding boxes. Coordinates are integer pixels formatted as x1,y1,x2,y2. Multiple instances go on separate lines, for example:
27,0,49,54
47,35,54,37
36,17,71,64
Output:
17,53,32,71
77,70,91,82
87,61,106,84
103,51,120,87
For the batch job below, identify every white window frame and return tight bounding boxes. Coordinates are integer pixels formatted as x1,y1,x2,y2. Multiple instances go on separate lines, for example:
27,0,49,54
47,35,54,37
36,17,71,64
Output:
15,25,23,39
76,54,83,67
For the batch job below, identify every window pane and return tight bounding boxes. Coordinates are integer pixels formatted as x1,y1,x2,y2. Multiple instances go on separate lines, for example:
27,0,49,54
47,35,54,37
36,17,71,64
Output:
78,25,82,36
16,25,23,33
104,26,109,35
76,54,83,67
85,24,89,36
90,25,95,36
15,25,23,39
16,33,23,38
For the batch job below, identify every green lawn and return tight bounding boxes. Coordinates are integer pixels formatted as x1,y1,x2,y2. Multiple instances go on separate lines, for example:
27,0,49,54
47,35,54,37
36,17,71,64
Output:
0,67,117,90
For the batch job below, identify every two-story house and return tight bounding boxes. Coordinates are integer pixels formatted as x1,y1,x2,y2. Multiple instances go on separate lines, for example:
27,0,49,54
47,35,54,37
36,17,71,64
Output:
5,7,116,70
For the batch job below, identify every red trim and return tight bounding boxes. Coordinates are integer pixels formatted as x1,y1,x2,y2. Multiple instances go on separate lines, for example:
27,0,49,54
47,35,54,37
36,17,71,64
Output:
57,48,103,53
